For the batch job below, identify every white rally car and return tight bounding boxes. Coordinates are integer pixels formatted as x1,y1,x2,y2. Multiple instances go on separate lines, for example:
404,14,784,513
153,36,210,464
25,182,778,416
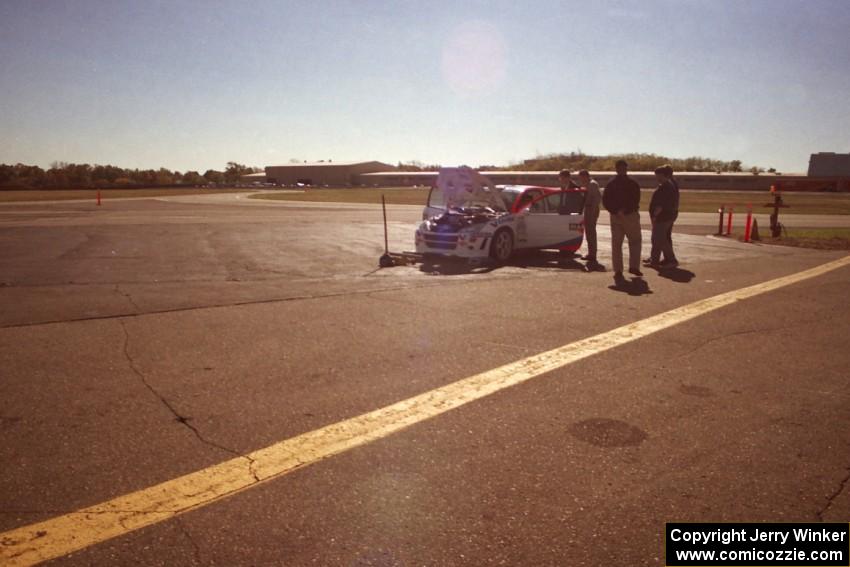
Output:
415,167,586,263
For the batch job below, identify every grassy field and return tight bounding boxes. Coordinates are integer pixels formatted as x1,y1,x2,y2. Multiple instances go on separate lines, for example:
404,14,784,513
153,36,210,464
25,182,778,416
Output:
251,187,850,215
669,191,850,215
5,185,848,215
757,228,850,250
0,188,252,203
250,186,429,206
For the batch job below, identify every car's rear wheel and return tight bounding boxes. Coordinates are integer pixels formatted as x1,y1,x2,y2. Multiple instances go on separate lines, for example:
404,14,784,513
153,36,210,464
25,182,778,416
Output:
489,229,514,264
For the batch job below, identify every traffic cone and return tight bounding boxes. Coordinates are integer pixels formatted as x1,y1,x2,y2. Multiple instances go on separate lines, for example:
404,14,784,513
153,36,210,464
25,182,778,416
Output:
750,218,760,241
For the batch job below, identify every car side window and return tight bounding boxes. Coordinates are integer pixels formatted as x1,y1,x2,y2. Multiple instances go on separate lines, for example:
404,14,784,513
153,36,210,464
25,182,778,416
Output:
561,191,586,214
527,191,545,212
544,191,586,214
541,193,562,213
518,190,543,212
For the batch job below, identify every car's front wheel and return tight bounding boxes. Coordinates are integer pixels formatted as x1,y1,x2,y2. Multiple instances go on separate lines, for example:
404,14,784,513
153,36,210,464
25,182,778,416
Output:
489,228,514,264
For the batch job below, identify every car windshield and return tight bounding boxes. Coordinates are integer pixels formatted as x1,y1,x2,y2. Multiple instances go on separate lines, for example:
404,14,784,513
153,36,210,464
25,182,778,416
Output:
499,188,521,210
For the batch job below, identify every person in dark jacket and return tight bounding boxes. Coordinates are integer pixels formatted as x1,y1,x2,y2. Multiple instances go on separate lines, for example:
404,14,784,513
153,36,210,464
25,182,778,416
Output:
602,159,642,281
646,164,679,268
558,169,580,189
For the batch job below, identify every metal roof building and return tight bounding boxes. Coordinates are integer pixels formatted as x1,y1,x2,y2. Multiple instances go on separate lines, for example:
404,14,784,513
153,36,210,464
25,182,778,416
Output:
264,161,395,186
238,159,846,191
357,170,815,191
808,153,850,177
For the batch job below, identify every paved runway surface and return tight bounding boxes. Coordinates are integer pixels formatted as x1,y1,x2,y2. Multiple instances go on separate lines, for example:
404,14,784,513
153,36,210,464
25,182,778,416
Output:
1,193,848,566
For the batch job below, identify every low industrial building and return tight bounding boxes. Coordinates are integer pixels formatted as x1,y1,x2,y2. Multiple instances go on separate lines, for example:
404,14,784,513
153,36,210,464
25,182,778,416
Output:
808,152,850,177
264,161,395,186
357,170,842,191
239,154,848,192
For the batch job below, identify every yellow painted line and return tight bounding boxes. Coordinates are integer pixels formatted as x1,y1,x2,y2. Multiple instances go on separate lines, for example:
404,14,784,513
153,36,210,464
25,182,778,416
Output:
2,255,849,566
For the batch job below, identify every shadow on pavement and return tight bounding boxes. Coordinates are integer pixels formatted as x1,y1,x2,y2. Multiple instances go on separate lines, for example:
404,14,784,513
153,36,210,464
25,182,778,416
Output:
510,250,588,271
419,250,591,275
608,277,653,296
656,266,696,283
420,258,496,276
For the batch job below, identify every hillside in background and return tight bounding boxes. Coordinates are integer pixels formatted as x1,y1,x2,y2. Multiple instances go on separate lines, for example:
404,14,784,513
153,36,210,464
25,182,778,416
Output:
492,152,768,173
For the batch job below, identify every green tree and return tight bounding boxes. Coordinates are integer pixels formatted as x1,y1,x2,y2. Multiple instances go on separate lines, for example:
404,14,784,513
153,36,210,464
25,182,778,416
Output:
224,161,250,183
182,170,204,185
68,163,92,187
506,152,757,173
154,168,175,185
203,169,224,185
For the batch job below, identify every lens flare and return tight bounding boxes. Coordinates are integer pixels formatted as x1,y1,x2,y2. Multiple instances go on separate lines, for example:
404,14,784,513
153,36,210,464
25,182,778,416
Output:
441,21,506,97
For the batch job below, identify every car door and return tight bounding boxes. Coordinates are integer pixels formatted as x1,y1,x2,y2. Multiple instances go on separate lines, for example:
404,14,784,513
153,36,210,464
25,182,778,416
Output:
525,190,586,249
512,189,544,247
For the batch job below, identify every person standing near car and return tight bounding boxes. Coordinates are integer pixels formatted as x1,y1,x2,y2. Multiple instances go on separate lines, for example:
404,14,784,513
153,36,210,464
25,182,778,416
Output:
558,169,579,189
602,159,642,283
578,169,602,269
646,164,679,268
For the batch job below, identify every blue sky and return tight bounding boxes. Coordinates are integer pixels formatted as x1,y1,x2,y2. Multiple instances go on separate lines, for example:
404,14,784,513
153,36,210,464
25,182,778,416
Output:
1,0,848,173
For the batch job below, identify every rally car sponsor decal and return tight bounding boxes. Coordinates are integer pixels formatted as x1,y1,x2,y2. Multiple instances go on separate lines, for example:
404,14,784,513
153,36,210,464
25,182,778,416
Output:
490,214,514,227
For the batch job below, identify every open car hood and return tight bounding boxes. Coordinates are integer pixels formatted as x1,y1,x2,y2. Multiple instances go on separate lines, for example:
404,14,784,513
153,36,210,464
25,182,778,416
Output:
436,166,505,212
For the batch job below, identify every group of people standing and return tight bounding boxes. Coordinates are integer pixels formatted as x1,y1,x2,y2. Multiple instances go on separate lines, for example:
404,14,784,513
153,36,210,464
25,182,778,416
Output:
558,160,680,284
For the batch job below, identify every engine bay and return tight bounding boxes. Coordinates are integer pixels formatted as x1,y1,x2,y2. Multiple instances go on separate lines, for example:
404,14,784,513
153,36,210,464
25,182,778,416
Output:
425,207,503,231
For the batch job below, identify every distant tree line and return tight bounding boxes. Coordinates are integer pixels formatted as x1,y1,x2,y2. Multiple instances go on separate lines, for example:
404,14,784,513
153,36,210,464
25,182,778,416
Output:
500,151,770,174
2,153,773,189
0,161,261,189
395,160,442,172
394,152,770,174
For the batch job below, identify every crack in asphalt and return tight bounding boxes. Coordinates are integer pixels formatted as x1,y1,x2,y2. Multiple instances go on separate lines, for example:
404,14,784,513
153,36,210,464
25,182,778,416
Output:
119,319,260,483
362,283,542,323
660,319,850,523
56,232,93,261
672,326,785,360
817,466,850,521
175,516,203,565
671,316,827,363
114,284,141,312
0,278,492,330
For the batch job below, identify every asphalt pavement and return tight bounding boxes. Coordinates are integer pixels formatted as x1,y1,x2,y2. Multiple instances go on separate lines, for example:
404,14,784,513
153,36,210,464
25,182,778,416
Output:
1,194,848,566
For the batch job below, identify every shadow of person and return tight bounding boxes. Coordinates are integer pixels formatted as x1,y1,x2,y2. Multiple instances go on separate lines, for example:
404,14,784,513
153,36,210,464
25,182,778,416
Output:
608,277,653,296
657,266,695,283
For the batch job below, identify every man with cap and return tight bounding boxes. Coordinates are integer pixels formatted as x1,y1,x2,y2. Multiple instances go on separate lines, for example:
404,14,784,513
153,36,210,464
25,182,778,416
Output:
558,169,579,189
602,159,642,283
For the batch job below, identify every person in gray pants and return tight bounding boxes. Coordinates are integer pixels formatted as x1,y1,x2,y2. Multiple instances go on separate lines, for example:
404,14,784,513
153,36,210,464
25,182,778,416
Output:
602,159,643,282
578,169,602,270
646,164,679,268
